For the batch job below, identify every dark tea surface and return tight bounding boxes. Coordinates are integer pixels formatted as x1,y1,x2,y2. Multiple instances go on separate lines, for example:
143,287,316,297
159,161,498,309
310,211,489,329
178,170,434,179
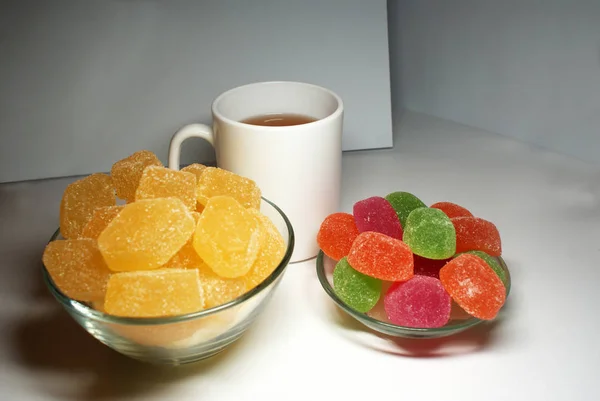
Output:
241,113,317,127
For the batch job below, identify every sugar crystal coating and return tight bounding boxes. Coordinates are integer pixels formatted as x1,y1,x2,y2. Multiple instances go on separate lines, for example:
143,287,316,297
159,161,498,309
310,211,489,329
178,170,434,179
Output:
110,150,163,203
163,212,204,269
317,213,359,260
439,253,506,320
59,173,116,239
384,276,451,328
104,268,204,317
244,208,286,289
403,207,456,259
458,250,508,288
193,196,261,278
98,198,196,272
333,257,382,313
135,165,197,210
347,231,414,281
42,239,112,302
196,167,261,209
181,163,208,180
81,205,124,240
384,191,426,228
197,263,248,309
353,196,402,239
430,201,474,219
452,217,502,256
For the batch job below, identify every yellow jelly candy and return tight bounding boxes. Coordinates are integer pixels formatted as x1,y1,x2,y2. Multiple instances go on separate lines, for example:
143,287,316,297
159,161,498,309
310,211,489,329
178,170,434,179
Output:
80,206,124,240
98,198,195,272
135,165,197,210
244,209,287,289
193,196,261,278
110,150,162,203
197,263,247,309
181,163,208,180
196,167,261,209
42,239,112,302
59,173,116,239
163,212,204,269
104,268,204,317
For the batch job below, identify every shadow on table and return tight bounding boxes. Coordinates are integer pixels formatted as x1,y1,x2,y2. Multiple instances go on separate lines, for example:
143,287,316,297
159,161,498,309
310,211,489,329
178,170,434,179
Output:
12,291,248,401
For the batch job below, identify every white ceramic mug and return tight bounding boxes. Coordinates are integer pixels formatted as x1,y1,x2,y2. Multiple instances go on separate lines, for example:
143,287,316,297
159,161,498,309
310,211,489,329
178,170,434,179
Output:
168,81,343,263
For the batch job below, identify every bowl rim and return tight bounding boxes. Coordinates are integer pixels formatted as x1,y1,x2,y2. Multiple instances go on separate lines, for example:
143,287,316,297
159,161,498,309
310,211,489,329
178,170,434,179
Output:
315,250,511,334
42,196,295,326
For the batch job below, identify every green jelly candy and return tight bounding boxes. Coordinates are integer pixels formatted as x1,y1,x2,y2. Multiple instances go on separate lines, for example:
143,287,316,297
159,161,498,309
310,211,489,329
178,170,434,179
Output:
333,257,382,313
404,207,456,259
459,250,508,288
385,191,427,227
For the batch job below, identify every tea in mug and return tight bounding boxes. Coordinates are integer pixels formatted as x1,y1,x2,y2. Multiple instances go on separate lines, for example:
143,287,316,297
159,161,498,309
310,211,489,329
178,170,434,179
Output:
241,113,317,127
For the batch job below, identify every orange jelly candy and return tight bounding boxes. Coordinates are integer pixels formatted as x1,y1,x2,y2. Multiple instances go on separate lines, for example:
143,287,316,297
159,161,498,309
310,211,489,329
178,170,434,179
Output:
347,231,414,281
42,239,112,302
59,173,116,239
98,198,196,272
317,213,360,260
244,209,286,289
196,167,261,209
104,268,204,317
430,201,473,219
181,163,208,180
135,166,197,210
439,253,506,320
197,263,248,309
110,150,163,203
163,212,204,269
80,205,124,240
193,196,261,278
451,216,502,256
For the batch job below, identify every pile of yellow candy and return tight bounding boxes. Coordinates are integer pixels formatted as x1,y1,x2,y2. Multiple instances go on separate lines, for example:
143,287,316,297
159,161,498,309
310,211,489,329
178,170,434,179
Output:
42,150,285,318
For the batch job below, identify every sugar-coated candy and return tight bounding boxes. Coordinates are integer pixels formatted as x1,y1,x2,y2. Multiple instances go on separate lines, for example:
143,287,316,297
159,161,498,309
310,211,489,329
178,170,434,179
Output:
384,191,426,228
353,196,402,239
452,216,502,256
42,239,111,302
135,166,197,210
193,196,261,278
59,173,116,239
98,198,196,272
384,276,451,328
196,167,261,209
458,250,508,288
163,212,204,269
430,201,473,219
244,208,286,289
413,254,450,279
104,268,204,317
181,163,208,180
111,150,163,203
439,253,506,320
347,231,414,281
317,213,359,260
196,263,247,309
403,207,456,259
333,257,381,313
81,206,124,240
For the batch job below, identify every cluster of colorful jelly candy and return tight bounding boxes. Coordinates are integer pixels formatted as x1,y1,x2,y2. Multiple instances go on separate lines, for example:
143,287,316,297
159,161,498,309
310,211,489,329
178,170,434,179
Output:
43,150,286,319
317,192,508,328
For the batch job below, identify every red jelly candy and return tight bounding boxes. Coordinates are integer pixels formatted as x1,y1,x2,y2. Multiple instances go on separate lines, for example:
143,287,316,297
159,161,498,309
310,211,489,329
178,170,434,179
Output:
413,254,450,279
431,201,473,219
347,232,413,281
353,196,402,239
384,276,451,328
439,253,506,320
317,213,360,260
451,217,502,256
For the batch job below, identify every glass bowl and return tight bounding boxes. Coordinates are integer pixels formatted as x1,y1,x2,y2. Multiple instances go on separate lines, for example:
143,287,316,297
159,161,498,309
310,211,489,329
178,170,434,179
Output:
42,197,294,365
316,250,511,339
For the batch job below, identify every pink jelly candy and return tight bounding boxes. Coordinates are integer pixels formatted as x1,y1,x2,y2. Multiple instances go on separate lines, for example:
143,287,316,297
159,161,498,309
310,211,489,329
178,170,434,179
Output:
384,276,451,328
353,196,402,239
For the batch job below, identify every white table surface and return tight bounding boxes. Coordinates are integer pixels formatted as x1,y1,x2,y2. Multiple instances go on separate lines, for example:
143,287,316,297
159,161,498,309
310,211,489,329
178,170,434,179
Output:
1,111,599,401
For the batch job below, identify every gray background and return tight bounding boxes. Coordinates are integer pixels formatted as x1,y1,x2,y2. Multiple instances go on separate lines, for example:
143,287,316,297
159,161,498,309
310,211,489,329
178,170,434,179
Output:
0,0,393,183
391,0,600,165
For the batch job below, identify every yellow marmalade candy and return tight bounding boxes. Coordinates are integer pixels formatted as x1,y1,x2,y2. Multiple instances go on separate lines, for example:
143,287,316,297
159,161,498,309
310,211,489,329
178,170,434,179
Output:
110,150,162,203
135,166,197,210
196,167,261,209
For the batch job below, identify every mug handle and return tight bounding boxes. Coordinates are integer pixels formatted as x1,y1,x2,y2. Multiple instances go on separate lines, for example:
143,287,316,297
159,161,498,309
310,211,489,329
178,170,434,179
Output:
168,124,215,171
